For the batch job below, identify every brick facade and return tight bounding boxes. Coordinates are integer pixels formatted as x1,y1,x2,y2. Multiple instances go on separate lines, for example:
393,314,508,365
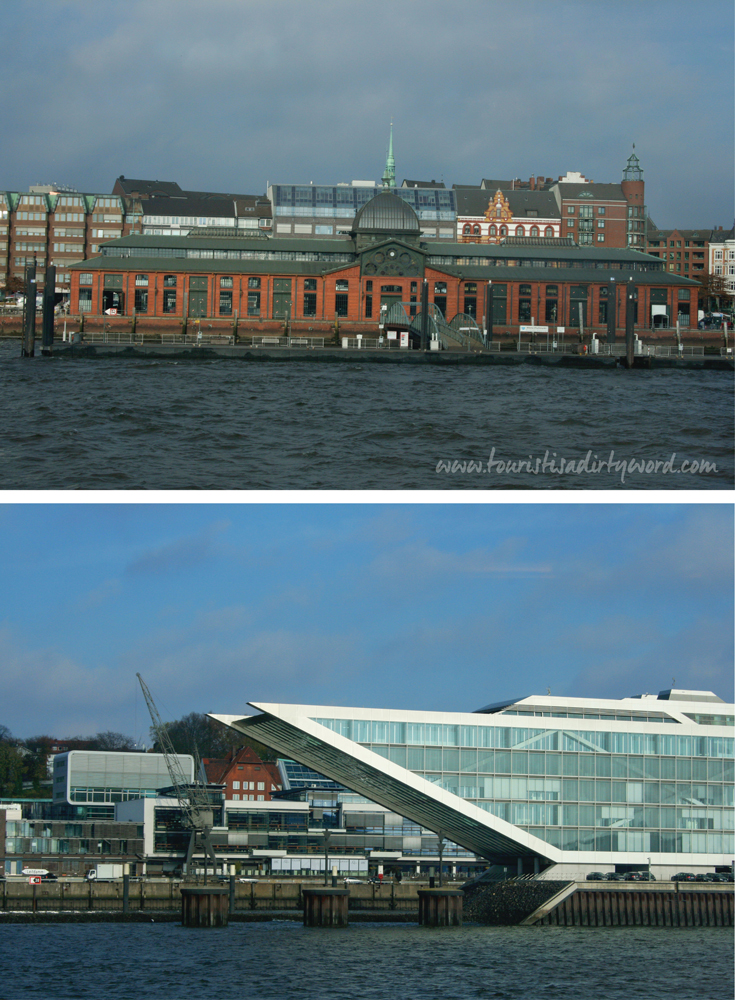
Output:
202,747,282,802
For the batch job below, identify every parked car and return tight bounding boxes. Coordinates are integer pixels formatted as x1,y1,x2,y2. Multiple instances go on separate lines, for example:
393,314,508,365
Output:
672,872,696,881
633,872,656,881
586,872,607,881
605,873,627,881
343,877,364,884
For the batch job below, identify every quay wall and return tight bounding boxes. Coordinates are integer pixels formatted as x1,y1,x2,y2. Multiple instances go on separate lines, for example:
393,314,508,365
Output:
535,885,734,927
2,879,731,927
0,879,421,915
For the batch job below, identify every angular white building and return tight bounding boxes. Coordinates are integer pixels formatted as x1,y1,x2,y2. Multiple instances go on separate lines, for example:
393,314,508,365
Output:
211,689,734,879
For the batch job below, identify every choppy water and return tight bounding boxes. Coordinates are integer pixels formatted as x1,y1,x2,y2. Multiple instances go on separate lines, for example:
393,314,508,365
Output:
1,341,732,489
0,922,732,1000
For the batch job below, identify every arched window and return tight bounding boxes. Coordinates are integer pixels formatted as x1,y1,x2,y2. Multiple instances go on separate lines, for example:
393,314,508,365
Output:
516,226,525,237
500,225,508,237
545,226,554,237
489,225,497,237
463,224,471,235
530,226,539,237
496,206,502,218
473,224,481,235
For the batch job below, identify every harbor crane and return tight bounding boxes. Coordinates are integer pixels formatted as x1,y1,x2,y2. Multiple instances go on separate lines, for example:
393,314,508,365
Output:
136,673,220,877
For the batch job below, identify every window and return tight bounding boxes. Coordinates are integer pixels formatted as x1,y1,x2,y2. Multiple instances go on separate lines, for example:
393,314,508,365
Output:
597,235,605,242
500,226,508,237
545,286,558,323
303,291,317,317
335,293,348,316
79,273,93,285
220,276,233,288
163,275,177,287
567,206,575,214
490,225,497,237
304,278,317,291
335,279,349,292
247,291,260,316
472,224,480,235
163,289,176,312
232,781,240,790
135,274,148,286
248,276,261,288
134,289,148,312
530,226,539,237
518,283,532,323
597,220,605,228
598,207,605,215
219,290,233,315
79,289,92,313
463,224,471,235
434,282,447,294
544,227,553,237
515,226,525,237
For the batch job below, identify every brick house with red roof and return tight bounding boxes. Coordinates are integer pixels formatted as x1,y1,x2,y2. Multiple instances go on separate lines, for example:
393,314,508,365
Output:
202,746,282,802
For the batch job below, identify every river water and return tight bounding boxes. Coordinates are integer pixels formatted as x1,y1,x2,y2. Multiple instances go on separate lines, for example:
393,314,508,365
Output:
0,341,732,490
0,922,732,999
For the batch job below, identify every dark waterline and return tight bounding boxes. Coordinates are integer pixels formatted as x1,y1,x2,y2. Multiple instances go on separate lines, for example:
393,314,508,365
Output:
1,922,732,1000
1,342,732,489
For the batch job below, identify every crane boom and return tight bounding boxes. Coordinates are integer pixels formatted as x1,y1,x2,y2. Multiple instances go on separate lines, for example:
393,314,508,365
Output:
136,673,219,876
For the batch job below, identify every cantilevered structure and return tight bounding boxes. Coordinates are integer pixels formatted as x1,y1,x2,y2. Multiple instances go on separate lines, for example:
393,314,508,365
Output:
211,689,734,879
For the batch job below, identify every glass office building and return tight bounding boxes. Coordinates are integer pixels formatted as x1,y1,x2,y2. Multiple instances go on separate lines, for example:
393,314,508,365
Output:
211,689,734,878
54,751,195,819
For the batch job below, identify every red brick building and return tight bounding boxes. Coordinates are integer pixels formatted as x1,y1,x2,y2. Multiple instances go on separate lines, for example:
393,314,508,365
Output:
202,747,282,802
454,153,647,251
68,189,699,338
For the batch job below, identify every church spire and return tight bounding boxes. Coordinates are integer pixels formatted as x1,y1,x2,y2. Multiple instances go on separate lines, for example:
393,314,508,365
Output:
381,121,395,189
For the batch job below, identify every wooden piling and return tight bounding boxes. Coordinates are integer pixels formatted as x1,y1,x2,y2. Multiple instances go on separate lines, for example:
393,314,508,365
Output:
180,887,229,927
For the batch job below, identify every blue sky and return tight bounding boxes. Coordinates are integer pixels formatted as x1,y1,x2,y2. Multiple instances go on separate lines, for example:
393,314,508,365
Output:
0,503,731,740
1,0,733,229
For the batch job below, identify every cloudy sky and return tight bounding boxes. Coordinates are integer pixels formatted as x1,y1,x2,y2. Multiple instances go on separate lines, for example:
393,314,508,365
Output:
2,0,733,230
1,503,731,740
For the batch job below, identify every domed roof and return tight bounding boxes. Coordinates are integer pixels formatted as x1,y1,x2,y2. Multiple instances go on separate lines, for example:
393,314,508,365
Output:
352,191,420,234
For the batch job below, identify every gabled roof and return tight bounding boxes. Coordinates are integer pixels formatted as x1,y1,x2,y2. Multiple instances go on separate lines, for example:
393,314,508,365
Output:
455,188,560,219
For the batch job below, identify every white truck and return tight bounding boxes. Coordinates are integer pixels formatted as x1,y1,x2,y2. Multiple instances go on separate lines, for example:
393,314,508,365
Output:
86,864,125,881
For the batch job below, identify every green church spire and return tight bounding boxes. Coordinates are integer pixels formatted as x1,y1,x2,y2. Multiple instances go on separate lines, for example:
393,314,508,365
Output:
381,121,395,189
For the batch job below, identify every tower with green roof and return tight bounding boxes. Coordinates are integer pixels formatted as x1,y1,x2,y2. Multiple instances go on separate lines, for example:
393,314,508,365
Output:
381,122,396,190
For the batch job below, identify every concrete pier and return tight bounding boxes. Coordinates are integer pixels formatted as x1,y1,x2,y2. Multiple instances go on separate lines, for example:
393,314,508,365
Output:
417,888,463,926
302,887,350,927
180,886,229,927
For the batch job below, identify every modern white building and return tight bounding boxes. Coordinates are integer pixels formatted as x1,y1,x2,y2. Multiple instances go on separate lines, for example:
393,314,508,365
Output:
211,688,734,880
53,750,195,817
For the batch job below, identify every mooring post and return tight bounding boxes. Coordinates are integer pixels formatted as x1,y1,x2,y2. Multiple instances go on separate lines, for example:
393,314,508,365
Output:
21,262,36,357
625,278,636,367
41,265,56,355
229,865,236,914
123,864,130,914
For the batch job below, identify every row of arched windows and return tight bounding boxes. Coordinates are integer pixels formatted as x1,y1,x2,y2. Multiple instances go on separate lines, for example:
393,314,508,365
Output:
462,224,555,238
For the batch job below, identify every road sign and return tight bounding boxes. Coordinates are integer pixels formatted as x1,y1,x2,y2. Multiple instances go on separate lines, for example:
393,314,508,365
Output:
29,876,41,884
22,868,48,876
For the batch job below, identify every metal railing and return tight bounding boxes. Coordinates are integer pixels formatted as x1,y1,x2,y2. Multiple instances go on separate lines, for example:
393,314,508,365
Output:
341,337,404,350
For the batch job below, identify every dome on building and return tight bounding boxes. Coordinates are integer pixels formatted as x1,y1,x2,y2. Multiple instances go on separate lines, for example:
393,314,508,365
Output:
352,191,420,235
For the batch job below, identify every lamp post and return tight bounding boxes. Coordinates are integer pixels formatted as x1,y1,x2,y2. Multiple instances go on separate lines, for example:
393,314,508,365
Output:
323,827,330,886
